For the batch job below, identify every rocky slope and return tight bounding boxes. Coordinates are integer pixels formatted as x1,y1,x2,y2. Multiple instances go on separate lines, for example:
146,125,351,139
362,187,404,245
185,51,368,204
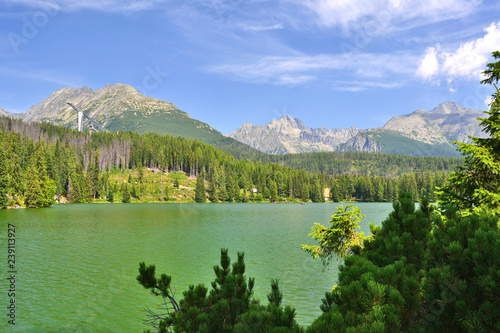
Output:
0,107,10,117
228,115,359,154
230,102,486,157
382,102,484,145
18,84,217,138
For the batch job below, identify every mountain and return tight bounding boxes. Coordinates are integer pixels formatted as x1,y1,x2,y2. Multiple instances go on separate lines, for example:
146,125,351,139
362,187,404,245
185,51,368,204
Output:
19,84,220,139
339,129,460,157
228,115,359,154
382,102,484,145
229,102,486,157
5,85,486,158
0,107,10,117
12,83,264,159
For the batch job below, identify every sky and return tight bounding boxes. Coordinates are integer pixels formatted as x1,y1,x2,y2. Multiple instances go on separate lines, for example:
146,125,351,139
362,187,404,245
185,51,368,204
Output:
1,0,500,134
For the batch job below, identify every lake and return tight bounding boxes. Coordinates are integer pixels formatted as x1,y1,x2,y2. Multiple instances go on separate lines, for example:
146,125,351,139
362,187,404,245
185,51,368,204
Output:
0,202,394,332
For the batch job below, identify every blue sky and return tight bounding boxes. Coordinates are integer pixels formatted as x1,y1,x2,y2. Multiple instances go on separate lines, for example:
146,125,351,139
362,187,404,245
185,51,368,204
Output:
1,0,500,134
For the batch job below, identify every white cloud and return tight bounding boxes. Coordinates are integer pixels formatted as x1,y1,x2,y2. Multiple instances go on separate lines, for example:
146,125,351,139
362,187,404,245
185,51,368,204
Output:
208,52,416,86
416,22,500,80
240,23,285,32
2,0,165,13
298,0,480,31
276,75,316,85
416,46,440,79
484,95,495,107
442,22,500,78
208,54,339,85
333,80,403,92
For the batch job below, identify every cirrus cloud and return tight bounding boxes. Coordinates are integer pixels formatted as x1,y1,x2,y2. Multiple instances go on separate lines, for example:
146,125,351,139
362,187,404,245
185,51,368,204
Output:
1,0,166,13
298,0,481,32
208,52,416,86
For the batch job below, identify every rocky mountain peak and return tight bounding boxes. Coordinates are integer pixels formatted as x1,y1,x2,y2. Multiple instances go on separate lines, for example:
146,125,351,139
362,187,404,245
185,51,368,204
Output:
229,115,360,154
229,101,484,156
431,102,477,114
95,83,138,96
1,83,230,142
20,83,182,125
48,86,94,101
382,102,485,145
268,115,306,132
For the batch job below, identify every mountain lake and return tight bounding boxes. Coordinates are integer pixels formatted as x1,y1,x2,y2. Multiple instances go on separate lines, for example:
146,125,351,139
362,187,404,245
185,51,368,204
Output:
0,202,394,332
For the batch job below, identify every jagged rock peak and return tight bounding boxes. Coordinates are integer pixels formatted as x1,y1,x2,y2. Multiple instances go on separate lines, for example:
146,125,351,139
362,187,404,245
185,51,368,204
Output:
240,121,254,128
228,115,361,154
51,85,93,96
269,115,306,130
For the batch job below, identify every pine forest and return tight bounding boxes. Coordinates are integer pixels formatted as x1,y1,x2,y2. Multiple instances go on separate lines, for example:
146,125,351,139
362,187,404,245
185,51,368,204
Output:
0,116,462,208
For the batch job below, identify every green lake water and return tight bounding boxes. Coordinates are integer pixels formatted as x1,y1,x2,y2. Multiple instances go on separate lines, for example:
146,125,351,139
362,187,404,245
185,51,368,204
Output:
0,202,394,332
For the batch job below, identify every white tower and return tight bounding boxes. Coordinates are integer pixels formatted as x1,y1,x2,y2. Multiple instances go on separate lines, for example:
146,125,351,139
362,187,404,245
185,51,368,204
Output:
67,102,108,133
77,110,83,132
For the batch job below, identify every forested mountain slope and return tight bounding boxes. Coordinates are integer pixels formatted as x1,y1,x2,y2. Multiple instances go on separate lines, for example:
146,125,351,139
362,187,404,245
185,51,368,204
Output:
0,116,462,207
12,83,263,160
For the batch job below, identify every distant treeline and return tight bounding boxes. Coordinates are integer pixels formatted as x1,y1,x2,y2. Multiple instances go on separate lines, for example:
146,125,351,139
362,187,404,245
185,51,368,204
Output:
0,116,461,207
267,151,462,177
205,137,463,177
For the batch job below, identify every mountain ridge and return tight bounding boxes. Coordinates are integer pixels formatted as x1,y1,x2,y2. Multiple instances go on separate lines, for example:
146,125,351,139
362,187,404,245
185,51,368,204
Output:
2,83,265,159
229,102,486,157
228,114,360,154
1,84,485,158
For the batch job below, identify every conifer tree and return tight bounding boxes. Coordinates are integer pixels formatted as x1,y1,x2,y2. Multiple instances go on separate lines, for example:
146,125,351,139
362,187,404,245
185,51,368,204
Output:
137,249,303,333
481,50,500,85
310,178,323,203
131,184,139,199
307,194,434,332
68,166,84,203
209,173,217,203
0,148,9,208
330,179,339,202
34,142,55,207
122,184,131,203
439,51,500,213
269,179,278,202
226,172,237,202
85,172,94,203
302,205,366,264
138,165,144,184
419,209,500,332
195,170,206,203
376,182,384,202
24,143,55,208
107,189,114,203
217,167,227,201
24,162,42,208
9,143,24,197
